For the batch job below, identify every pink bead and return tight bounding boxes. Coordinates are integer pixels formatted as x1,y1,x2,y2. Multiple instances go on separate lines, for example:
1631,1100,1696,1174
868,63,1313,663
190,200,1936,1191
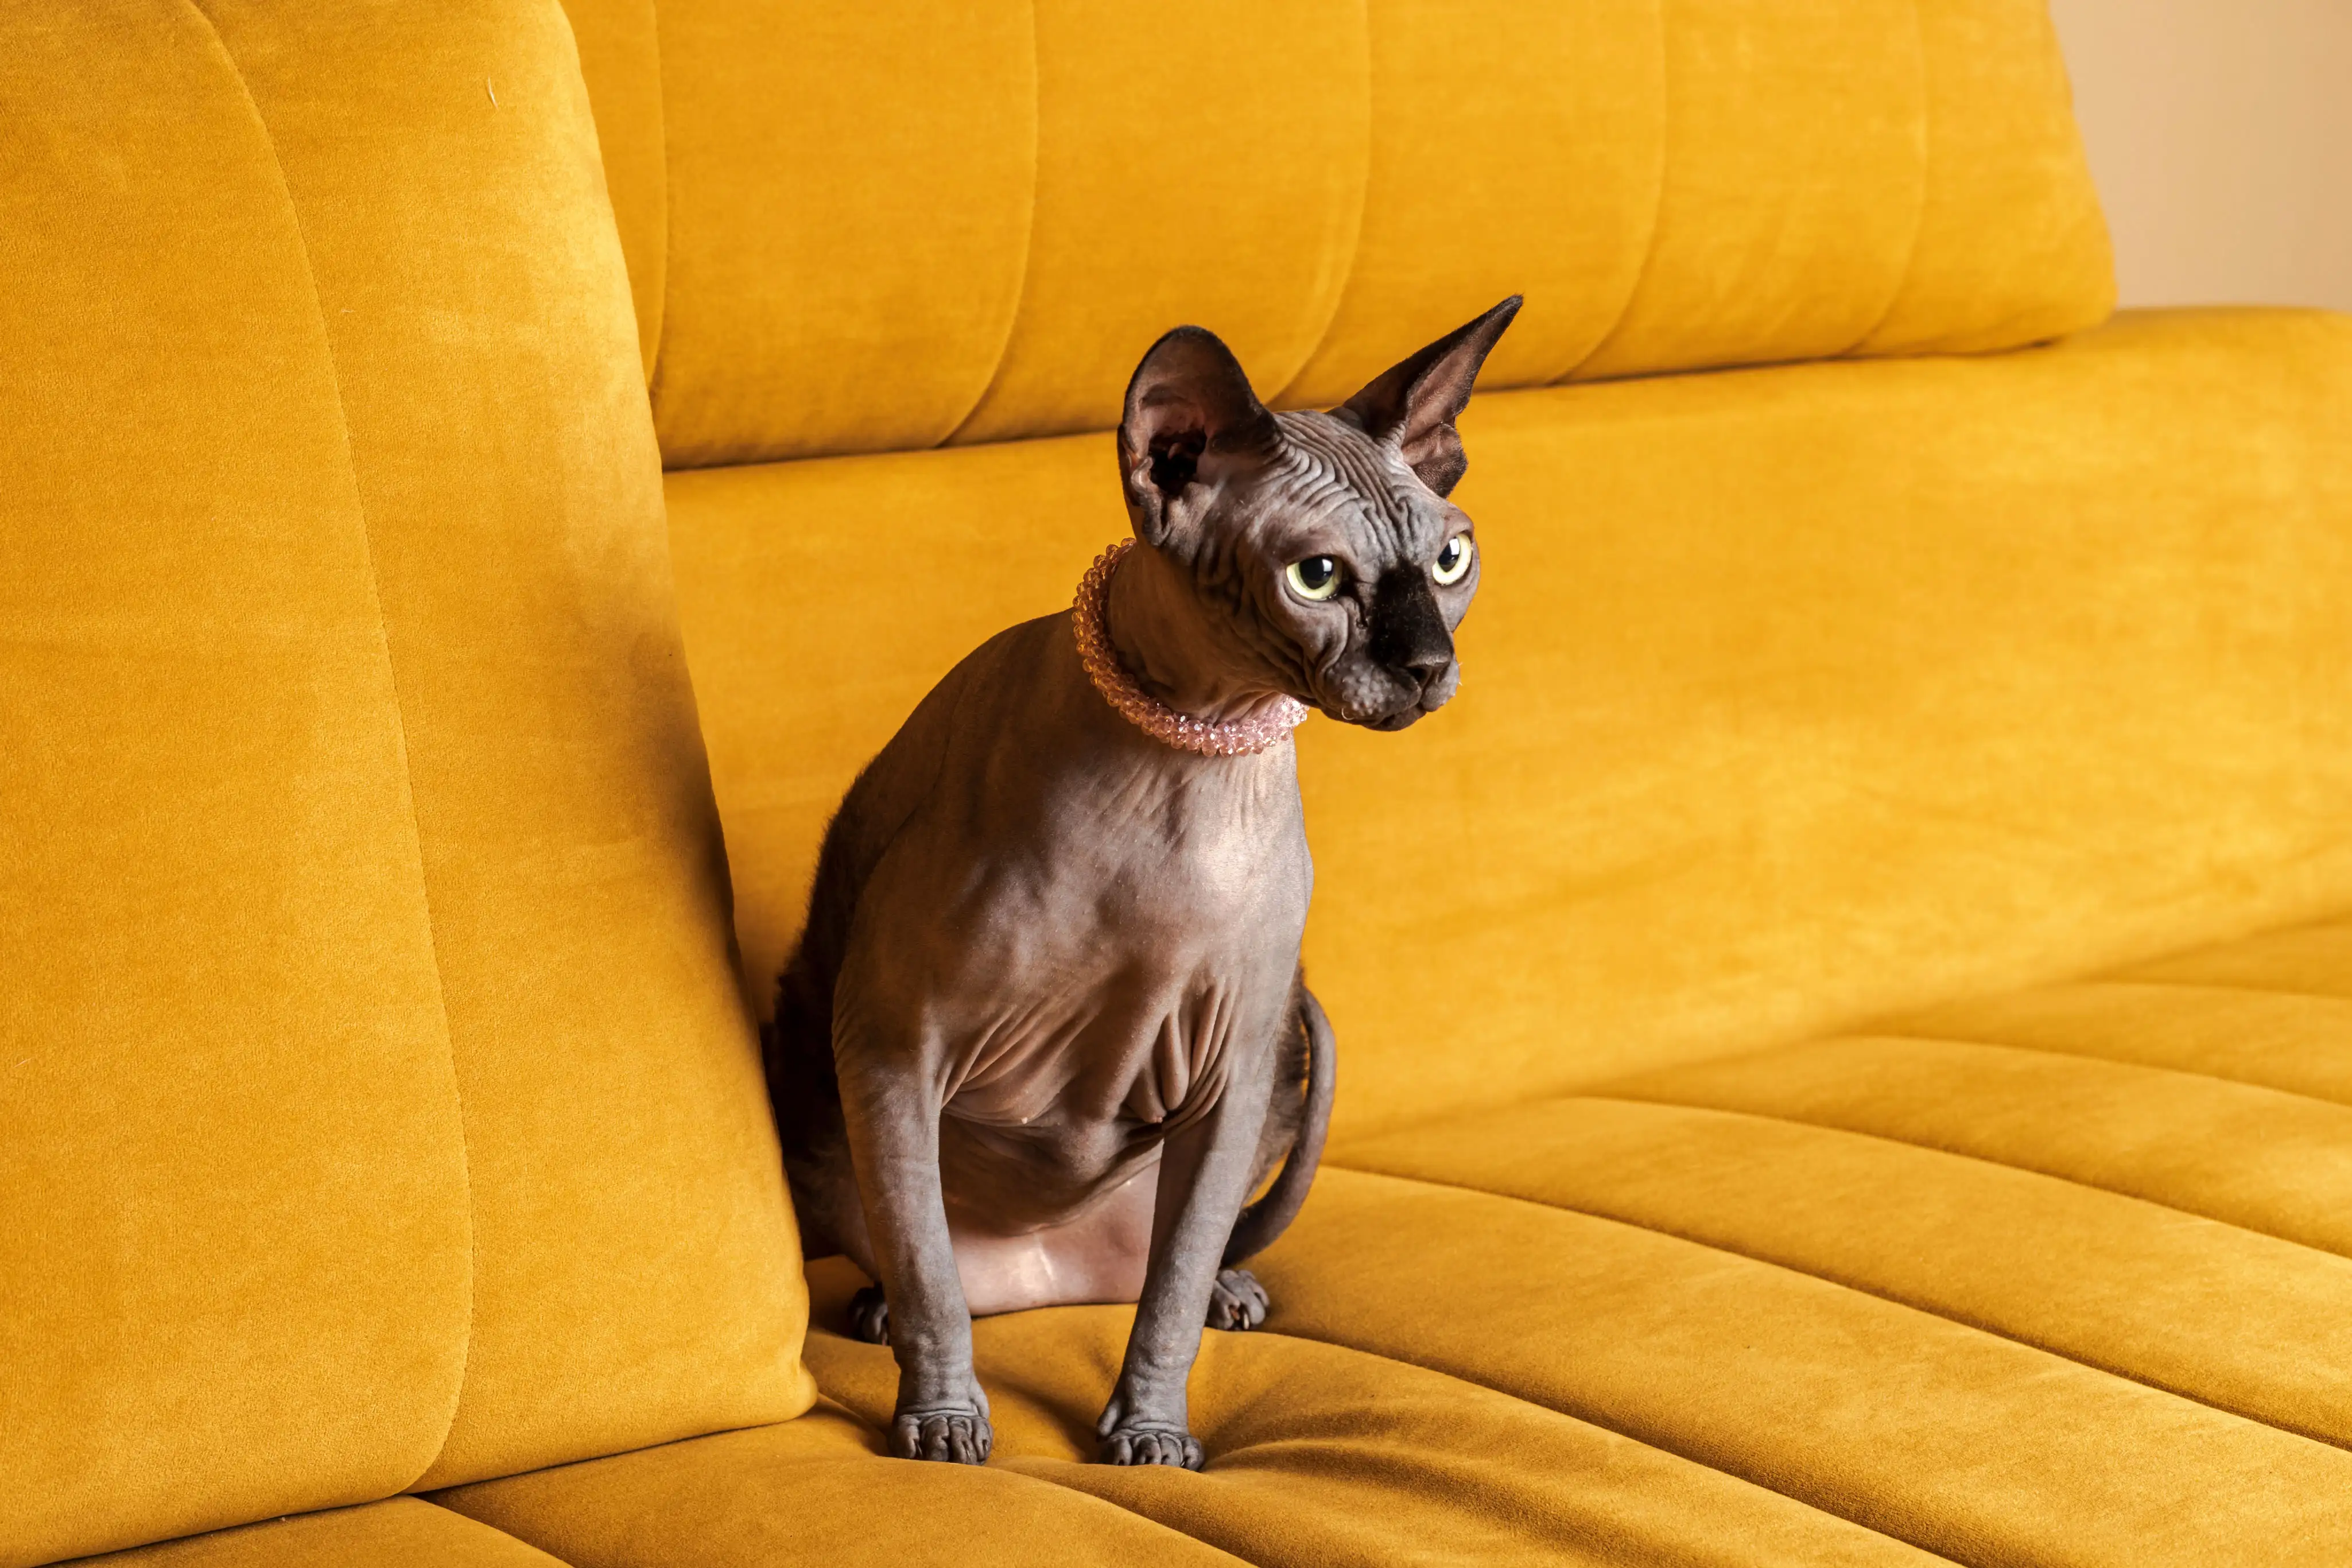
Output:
1072,541,1310,758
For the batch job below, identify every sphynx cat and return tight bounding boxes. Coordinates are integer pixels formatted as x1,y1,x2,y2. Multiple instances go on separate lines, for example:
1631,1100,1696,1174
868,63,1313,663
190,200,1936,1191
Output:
765,296,1522,1468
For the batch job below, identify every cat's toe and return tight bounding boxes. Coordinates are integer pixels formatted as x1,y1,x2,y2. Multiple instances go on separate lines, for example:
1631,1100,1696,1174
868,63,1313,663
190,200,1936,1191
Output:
848,1284,891,1345
1206,1267,1269,1331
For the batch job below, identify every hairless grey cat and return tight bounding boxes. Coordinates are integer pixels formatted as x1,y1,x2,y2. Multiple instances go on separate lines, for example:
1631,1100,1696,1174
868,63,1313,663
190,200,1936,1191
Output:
765,295,1522,1469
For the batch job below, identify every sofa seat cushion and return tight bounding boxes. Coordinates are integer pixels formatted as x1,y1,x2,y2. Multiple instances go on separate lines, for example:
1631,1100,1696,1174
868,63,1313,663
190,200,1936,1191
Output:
445,913,2352,1565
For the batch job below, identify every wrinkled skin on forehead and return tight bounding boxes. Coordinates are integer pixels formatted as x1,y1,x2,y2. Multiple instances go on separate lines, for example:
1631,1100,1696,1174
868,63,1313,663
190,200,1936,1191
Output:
1177,407,1480,729
1116,298,1520,732
767,297,1520,1475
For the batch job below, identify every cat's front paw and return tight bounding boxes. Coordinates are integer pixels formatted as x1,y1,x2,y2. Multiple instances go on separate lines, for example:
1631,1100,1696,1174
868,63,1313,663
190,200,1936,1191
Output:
1095,1390,1205,1469
1099,1423,1204,1469
1206,1267,1268,1331
891,1398,992,1465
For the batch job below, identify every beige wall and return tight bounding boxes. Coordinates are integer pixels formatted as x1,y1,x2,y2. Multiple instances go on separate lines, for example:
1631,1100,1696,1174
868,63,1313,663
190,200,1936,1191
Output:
2048,0,2352,312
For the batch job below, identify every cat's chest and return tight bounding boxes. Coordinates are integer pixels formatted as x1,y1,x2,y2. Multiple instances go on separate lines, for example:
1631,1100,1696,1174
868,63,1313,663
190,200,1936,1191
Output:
938,842,1307,1111
926,758,1311,1141
956,744,1311,954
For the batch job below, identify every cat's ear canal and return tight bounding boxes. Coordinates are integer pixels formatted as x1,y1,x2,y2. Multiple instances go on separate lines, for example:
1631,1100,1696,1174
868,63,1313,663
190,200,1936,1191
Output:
1336,295,1522,498
1117,325,1280,550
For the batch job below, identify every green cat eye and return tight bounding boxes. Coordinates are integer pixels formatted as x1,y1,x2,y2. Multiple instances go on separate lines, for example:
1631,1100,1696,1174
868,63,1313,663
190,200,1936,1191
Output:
1432,535,1473,585
1285,556,1342,602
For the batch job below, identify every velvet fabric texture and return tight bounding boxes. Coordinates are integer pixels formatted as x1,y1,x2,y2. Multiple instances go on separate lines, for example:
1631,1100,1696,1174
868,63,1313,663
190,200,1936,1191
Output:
557,0,2113,464
15,1,2352,1564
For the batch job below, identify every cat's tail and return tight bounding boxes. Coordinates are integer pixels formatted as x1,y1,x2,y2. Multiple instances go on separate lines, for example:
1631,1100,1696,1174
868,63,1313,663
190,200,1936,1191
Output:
1223,983,1337,1268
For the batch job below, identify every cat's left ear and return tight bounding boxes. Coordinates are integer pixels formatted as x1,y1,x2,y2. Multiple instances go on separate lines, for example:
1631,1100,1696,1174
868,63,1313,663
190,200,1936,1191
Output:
1336,295,1522,498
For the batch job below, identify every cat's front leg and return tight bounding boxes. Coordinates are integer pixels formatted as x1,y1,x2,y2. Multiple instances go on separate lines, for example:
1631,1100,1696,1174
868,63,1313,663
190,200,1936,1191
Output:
833,983,991,1464
1096,1066,1274,1469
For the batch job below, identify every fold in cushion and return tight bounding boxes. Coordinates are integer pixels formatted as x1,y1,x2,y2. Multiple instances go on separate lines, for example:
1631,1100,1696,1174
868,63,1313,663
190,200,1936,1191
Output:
1600,1035,2352,1257
79,1499,563,1567
1889,975,2352,1104
2109,917,2352,998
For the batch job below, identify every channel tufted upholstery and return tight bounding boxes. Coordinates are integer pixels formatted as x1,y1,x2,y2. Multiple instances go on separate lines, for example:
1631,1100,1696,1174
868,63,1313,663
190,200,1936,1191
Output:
560,0,2114,464
10,1,2352,1565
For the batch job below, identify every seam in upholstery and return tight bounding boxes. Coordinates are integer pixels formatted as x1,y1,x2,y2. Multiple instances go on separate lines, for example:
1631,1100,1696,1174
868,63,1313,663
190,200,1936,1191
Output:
1264,0,1373,409
991,1468,1271,1568
940,0,1041,446
1567,1067,2352,1267
645,0,675,437
1847,0,1929,356
2080,975,2352,1007
1869,1015,2352,1110
644,0,670,397
1557,0,1671,383
1775,1025,2352,1134
412,1501,587,1568
1334,1128,2352,1456
181,0,479,1488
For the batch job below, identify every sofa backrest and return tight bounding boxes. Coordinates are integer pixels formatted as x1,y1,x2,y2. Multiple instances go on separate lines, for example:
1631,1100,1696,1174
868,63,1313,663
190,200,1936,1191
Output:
562,0,2113,467
0,6,809,1563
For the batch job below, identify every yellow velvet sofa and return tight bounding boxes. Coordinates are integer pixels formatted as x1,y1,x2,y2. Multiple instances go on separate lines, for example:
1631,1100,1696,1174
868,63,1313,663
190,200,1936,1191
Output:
10,2,2352,1564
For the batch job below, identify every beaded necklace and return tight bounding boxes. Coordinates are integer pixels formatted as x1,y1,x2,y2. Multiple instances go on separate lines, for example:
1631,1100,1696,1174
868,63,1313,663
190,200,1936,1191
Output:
1070,540,1310,758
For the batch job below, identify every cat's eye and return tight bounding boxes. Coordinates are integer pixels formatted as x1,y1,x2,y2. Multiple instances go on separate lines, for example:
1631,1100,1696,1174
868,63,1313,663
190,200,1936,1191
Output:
1432,535,1474,586
1285,556,1342,602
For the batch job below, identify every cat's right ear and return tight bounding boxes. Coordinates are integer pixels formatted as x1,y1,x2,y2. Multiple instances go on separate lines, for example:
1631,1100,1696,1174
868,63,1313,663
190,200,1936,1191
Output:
1117,326,1280,550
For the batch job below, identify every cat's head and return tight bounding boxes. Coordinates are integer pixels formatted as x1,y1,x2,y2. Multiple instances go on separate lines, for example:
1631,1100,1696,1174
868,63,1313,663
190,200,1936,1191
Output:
1115,297,1520,731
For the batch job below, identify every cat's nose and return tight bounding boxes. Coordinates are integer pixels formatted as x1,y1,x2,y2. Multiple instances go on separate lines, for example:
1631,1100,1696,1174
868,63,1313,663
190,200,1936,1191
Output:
1369,570,1454,689
1400,645,1451,687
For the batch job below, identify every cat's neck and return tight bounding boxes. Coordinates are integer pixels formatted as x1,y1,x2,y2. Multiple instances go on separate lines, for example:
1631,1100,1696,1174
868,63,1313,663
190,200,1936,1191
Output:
1104,542,1297,729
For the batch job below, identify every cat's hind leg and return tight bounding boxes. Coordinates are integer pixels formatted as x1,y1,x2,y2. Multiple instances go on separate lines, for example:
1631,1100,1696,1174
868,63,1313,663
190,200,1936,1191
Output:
848,1284,891,1344
1205,983,1337,1336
